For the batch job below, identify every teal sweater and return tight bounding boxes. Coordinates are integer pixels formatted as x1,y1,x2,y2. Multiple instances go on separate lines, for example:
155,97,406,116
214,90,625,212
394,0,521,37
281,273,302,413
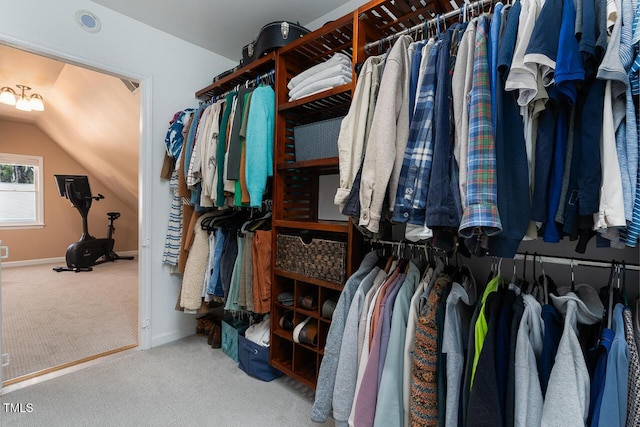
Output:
245,85,275,207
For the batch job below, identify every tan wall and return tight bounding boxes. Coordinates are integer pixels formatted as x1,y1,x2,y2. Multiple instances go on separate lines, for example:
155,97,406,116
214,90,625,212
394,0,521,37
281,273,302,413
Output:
0,120,138,262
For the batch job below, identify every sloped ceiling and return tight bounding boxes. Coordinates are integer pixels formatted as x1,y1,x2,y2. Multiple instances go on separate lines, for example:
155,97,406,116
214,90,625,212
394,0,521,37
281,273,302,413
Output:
90,0,355,61
0,44,139,211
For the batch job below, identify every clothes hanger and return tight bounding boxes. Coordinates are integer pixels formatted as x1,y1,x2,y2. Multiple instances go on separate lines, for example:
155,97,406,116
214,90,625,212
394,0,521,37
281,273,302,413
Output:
522,252,529,285
606,261,618,329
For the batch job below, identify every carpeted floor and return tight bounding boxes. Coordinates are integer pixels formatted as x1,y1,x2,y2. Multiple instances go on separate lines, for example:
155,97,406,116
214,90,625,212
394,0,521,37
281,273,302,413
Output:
1,260,138,381
1,335,333,427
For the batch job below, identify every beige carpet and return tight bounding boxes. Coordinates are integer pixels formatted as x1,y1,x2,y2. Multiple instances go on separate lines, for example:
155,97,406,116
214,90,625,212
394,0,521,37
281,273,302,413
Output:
1,259,138,382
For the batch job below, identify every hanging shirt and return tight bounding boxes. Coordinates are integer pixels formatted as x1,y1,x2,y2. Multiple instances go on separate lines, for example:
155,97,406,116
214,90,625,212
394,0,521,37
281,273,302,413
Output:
245,85,275,208
227,87,253,181
622,307,640,425
467,290,505,427
392,42,439,227
453,20,477,212
489,0,530,258
595,80,627,230
470,273,502,386
539,300,563,395
542,290,603,426
505,0,544,106
514,294,544,427
490,2,504,134
441,271,477,427
426,25,462,229
359,35,413,233
335,54,386,212
215,92,236,207
201,101,222,206
403,266,436,427
354,271,405,427
224,235,243,311
598,304,629,427
374,263,420,427
311,252,379,424
459,15,502,240
332,266,385,427
587,323,614,426
523,0,563,87
207,227,227,296
410,274,451,426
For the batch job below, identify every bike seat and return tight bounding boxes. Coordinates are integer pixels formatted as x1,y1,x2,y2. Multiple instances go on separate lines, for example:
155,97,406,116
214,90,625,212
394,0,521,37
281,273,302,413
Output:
107,212,121,220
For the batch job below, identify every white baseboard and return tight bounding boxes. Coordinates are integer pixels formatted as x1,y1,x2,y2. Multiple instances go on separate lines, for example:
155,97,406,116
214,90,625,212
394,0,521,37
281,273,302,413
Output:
151,326,195,348
3,256,65,268
2,251,139,268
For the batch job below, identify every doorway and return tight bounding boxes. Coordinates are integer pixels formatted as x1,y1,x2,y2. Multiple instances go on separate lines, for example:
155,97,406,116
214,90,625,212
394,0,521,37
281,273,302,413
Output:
0,44,141,386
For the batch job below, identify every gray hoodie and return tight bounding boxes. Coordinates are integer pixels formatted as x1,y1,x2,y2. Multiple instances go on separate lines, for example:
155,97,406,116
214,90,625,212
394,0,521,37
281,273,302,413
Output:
311,251,378,423
515,294,544,427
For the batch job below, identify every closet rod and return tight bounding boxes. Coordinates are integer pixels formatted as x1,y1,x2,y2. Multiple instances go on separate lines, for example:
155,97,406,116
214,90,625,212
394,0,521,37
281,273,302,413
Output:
513,253,640,272
205,68,276,104
370,239,451,256
363,0,494,52
371,239,427,249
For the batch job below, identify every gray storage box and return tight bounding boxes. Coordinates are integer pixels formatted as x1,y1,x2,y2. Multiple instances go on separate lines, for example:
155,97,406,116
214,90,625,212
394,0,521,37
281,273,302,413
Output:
294,116,344,162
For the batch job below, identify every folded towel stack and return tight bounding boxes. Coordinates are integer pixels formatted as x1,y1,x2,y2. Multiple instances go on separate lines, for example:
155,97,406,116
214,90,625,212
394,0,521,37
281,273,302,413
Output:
288,53,353,101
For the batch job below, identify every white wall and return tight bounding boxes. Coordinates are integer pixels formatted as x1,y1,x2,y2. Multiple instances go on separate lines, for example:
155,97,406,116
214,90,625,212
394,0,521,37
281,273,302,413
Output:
0,0,235,348
305,0,369,30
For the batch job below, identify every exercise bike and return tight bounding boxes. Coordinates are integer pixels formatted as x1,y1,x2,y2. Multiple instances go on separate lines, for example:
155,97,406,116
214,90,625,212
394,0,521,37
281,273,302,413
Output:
53,174,134,272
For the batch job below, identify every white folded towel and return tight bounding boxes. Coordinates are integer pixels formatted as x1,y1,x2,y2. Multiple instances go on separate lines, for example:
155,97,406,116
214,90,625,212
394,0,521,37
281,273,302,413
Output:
287,52,352,90
288,74,352,101
288,63,352,98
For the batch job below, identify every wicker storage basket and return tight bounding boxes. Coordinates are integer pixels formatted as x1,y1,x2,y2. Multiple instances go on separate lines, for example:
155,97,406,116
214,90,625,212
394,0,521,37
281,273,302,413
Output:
275,234,347,284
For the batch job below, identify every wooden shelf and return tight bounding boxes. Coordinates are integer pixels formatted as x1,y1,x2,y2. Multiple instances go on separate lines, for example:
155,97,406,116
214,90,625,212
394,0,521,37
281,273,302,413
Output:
278,85,352,122
270,359,316,390
274,301,294,311
295,340,320,353
276,157,339,172
273,328,294,342
296,307,319,318
195,52,276,101
274,269,345,291
278,13,354,61
273,219,349,234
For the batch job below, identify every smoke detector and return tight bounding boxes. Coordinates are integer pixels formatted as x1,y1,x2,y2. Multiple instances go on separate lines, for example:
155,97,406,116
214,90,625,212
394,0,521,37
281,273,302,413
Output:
75,10,101,33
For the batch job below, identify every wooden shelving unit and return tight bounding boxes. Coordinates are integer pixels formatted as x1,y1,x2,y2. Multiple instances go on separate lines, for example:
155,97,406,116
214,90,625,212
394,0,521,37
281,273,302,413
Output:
193,0,467,390
269,13,362,389
268,0,450,388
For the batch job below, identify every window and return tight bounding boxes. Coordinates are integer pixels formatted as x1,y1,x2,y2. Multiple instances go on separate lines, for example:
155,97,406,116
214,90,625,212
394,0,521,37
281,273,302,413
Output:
0,153,44,228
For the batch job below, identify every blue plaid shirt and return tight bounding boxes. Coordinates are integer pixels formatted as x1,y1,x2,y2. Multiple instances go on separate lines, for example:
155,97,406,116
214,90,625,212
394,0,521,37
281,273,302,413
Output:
459,15,502,238
391,42,440,226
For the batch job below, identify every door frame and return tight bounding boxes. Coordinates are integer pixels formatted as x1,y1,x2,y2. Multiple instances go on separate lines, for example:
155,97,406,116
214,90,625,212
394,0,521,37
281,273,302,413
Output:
0,34,152,393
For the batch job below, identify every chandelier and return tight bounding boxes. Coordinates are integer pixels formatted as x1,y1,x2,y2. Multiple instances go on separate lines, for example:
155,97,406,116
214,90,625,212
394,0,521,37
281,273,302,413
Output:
0,85,45,112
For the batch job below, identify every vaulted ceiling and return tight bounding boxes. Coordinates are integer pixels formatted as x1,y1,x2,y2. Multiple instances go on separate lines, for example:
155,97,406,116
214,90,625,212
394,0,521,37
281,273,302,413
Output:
0,44,140,211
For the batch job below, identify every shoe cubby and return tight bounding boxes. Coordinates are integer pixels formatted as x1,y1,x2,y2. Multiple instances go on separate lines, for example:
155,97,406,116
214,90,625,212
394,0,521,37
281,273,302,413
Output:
317,321,331,353
270,335,294,372
319,287,340,321
273,276,294,310
294,280,320,318
292,344,319,388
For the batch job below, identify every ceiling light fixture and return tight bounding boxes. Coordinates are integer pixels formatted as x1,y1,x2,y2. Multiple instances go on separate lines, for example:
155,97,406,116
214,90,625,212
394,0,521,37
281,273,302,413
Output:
0,85,45,112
